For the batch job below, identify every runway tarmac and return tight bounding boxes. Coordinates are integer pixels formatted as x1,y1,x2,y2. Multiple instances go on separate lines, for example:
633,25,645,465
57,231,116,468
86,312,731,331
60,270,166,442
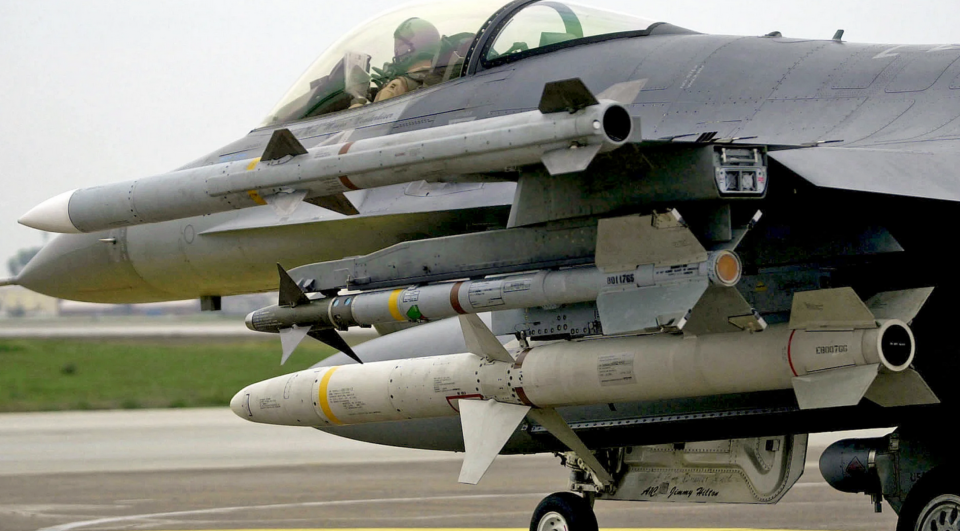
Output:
0,408,900,531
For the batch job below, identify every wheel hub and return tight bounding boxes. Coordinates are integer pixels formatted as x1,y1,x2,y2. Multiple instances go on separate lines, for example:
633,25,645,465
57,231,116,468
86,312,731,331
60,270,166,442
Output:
537,510,569,531
918,494,960,531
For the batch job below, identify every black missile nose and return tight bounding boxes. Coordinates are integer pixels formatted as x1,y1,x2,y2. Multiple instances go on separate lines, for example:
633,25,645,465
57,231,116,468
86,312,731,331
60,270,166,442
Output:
17,233,174,303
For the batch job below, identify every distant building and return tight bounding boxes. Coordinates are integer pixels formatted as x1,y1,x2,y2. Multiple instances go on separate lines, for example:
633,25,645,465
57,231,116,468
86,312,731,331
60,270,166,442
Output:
0,286,60,318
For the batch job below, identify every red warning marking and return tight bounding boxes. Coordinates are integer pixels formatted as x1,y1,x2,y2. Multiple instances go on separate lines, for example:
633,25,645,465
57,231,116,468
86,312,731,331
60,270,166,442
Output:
846,456,866,477
516,387,536,407
446,394,484,413
513,348,532,370
450,282,467,315
339,176,360,190
338,141,355,155
788,329,798,377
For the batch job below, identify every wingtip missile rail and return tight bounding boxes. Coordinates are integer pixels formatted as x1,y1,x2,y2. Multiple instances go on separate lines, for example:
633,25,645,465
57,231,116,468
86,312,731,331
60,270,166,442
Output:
20,79,633,234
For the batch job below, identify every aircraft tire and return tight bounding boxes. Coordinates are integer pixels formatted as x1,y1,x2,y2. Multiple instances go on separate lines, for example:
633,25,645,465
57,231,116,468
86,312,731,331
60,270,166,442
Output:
896,467,960,531
529,492,598,531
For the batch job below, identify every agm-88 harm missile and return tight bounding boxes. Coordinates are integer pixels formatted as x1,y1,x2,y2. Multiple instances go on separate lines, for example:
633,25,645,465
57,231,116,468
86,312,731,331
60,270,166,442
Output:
247,250,743,363
232,287,935,485
18,79,633,234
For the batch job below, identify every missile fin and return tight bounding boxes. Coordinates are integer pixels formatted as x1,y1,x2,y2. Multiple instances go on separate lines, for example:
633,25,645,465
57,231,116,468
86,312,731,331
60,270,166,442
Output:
596,212,708,273
597,79,647,106
279,325,312,365
527,408,613,485
278,264,312,308
864,368,940,407
457,399,530,484
304,193,360,216
308,328,362,364
261,128,308,162
459,314,513,363
791,364,879,410
541,144,602,175
789,288,876,330
539,78,599,114
683,285,766,336
865,287,935,324
598,279,709,336
263,189,308,217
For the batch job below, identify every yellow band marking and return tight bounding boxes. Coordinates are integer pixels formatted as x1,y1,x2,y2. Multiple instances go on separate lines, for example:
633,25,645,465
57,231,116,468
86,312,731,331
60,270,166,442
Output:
388,289,406,322
247,190,268,205
318,367,343,426
247,157,262,171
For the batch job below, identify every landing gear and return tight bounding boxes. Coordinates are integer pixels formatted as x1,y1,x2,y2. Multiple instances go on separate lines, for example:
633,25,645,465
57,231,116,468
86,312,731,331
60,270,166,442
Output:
897,471,960,531
530,492,598,531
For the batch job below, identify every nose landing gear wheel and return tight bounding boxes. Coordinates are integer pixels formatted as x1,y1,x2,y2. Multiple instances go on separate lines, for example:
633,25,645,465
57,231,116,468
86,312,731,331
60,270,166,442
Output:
530,492,598,531
897,470,960,531
912,494,960,531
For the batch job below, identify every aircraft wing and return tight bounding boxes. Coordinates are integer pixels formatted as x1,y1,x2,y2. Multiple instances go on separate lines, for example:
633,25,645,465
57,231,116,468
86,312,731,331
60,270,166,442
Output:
770,139,960,202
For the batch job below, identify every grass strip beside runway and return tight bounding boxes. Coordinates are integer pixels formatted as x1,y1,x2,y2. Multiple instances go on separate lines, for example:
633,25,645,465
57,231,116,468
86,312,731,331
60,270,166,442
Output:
0,338,334,412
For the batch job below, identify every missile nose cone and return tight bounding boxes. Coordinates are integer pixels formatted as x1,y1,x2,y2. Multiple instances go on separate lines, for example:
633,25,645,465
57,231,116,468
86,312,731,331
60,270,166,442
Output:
19,190,81,233
244,311,256,331
231,387,252,419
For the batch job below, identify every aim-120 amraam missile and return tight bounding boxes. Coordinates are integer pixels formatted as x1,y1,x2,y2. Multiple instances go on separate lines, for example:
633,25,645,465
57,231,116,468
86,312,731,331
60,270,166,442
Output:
19,79,633,234
232,291,919,484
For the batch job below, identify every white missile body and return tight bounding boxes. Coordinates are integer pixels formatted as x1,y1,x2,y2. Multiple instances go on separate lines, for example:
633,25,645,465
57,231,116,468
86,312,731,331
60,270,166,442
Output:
19,100,632,234
232,320,916,429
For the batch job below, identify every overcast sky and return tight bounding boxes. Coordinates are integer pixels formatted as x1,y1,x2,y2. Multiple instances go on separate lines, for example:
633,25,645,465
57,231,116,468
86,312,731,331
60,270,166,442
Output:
1,0,958,275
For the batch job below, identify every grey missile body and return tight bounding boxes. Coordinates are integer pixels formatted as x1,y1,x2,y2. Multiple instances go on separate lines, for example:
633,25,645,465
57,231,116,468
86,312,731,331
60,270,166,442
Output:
246,251,743,335
19,96,631,234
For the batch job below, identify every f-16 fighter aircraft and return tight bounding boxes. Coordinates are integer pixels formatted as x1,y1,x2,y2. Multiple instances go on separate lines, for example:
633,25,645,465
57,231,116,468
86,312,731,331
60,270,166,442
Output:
12,1,960,529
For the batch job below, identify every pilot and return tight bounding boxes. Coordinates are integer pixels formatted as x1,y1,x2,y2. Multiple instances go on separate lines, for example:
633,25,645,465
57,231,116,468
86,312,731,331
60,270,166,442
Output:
373,17,441,103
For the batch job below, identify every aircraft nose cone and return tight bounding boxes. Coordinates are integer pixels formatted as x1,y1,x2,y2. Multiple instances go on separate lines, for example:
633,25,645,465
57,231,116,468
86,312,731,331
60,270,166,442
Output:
17,233,173,303
19,190,81,233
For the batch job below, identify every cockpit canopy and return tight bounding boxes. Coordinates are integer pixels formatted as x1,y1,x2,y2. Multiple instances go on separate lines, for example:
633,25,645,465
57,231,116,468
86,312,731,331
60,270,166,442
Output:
259,0,655,128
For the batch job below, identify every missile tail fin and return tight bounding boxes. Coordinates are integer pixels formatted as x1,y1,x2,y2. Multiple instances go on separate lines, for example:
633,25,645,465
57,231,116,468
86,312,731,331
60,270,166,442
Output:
539,78,598,114
541,144,602,175
457,399,530,484
459,314,513,363
865,368,939,407
305,193,360,216
279,325,312,365
277,264,311,308
792,364,880,410
261,128,308,162
865,287,935,324
789,287,877,331
309,328,362,364
263,190,308,218
527,408,614,485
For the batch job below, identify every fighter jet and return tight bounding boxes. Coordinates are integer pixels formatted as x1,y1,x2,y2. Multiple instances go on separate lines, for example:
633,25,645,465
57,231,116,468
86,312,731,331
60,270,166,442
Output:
12,0,960,529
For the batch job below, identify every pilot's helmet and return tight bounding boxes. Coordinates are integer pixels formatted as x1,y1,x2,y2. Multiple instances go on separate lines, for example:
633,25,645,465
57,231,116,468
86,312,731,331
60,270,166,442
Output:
393,17,441,72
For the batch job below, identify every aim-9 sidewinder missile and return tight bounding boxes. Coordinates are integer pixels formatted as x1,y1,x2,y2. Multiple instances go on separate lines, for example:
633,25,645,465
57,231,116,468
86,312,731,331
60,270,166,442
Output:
19,79,633,234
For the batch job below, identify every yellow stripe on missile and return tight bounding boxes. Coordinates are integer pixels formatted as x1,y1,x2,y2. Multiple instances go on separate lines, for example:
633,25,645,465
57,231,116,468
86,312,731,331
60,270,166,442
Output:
388,289,406,322
247,157,262,170
247,190,268,205
318,367,343,426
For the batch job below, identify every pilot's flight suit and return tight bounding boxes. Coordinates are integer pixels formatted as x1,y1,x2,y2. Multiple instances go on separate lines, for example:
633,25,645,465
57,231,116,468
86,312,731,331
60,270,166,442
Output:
374,59,433,102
